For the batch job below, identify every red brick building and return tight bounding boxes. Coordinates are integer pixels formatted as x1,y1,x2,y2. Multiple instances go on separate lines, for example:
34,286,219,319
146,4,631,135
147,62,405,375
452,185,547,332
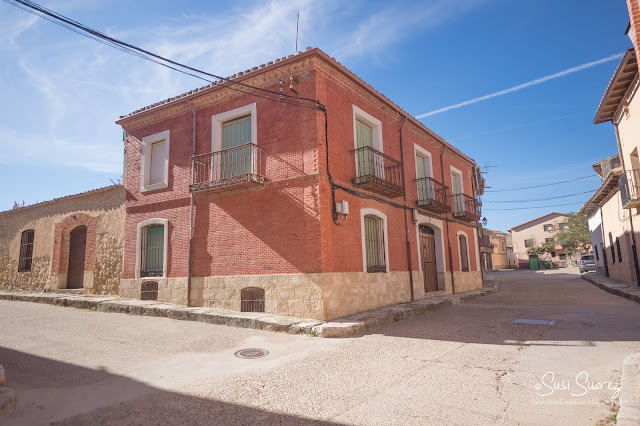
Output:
116,48,484,320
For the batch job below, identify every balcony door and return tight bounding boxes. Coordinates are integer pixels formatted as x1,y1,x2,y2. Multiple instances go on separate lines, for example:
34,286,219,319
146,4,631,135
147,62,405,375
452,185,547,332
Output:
221,115,252,178
451,171,464,214
356,120,381,179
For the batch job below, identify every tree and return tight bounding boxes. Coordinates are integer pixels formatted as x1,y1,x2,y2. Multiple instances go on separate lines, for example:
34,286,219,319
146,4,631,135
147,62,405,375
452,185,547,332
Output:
553,213,591,258
527,240,556,259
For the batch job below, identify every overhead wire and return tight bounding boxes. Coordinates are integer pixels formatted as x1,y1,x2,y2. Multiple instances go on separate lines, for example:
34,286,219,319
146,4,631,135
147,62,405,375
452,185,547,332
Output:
485,174,598,192
483,189,597,203
483,201,585,211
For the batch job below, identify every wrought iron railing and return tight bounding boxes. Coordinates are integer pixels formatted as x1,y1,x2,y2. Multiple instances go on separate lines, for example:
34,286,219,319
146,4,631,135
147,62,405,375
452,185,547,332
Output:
352,146,404,196
620,168,640,208
452,193,481,220
190,143,265,192
416,177,450,212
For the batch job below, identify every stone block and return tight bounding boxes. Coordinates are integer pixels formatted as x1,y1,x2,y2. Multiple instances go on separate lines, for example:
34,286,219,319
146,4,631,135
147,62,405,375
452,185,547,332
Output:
0,387,15,414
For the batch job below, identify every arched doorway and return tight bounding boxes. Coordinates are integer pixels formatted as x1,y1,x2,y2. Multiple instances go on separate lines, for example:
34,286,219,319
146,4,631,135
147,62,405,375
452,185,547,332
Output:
419,224,438,293
67,225,87,289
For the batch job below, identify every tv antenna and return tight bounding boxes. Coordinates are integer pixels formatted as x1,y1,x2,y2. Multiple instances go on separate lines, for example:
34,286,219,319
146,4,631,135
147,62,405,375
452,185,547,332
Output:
295,9,300,53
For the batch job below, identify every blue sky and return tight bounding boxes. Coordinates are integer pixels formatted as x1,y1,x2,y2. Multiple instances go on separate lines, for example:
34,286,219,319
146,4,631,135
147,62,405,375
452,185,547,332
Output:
0,0,631,231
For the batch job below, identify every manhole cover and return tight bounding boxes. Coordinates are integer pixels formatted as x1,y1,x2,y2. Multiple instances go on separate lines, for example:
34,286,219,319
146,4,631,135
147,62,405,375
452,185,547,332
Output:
513,319,556,326
234,348,269,359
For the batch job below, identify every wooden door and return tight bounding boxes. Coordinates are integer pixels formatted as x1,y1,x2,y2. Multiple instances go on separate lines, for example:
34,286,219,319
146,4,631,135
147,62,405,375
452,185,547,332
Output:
67,225,87,289
420,227,438,293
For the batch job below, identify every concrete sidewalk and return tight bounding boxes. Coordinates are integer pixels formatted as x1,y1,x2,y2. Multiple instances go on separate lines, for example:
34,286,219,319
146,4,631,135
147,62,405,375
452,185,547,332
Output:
581,273,640,304
0,279,498,338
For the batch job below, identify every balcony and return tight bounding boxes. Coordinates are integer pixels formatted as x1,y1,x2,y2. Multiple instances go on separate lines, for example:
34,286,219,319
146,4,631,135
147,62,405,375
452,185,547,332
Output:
452,193,481,221
190,143,265,193
620,169,640,209
352,146,404,198
416,177,451,214
480,235,494,252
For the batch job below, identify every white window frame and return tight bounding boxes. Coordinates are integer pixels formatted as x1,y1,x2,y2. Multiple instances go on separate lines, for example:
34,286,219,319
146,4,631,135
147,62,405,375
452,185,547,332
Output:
353,105,383,177
360,208,390,273
211,103,257,153
457,231,471,272
414,144,433,179
450,165,464,195
140,130,170,193
135,218,169,279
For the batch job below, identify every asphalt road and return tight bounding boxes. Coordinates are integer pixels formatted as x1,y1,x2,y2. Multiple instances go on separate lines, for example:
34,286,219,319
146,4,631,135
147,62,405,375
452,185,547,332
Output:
1,268,639,425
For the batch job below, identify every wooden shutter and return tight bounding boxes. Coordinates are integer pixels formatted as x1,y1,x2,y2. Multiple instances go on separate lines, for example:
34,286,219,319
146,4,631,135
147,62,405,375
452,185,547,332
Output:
149,140,165,184
459,235,469,272
222,115,251,149
364,215,386,272
18,230,34,272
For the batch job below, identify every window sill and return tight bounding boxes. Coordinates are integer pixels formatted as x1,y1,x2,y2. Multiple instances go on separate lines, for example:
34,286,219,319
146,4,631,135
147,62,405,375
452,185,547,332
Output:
140,182,168,193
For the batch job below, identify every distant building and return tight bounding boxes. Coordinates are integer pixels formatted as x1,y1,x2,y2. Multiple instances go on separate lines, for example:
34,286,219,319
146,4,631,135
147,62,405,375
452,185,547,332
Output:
508,213,570,268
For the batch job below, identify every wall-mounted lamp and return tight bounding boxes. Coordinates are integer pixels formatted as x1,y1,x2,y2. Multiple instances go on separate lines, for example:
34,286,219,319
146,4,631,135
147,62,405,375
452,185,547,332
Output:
482,217,487,226
412,209,418,225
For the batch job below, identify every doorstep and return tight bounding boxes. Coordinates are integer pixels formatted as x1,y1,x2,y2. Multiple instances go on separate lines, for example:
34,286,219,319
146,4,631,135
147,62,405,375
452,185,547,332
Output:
0,280,498,338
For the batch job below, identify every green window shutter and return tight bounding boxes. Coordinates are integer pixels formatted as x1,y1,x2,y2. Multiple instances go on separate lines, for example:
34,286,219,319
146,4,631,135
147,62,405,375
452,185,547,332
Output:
145,226,164,274
416,156,426,179
222,115,252,149
356,121,374,177
356,121,373,148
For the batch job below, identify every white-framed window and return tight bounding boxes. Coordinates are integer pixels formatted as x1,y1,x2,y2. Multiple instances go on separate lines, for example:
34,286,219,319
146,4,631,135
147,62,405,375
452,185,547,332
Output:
140,130,170,192
414,144,434,201
211,103,257,179
457,231,470,272
360,208,390,273
450,166,464,213
543,224,553,232
353,105,383,178
136,218,168,279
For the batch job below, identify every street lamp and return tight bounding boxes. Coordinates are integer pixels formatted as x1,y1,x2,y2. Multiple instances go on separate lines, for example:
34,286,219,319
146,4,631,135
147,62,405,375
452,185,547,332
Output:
482,217,488,227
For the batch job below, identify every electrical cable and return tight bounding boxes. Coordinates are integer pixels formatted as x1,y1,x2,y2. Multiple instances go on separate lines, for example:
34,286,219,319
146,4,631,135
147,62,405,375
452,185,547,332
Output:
483,201,585,211
483,189,597,203
485,174,598,192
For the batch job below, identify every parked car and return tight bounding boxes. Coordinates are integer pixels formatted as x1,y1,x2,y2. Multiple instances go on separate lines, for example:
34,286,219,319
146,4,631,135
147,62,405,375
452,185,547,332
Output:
579,254,596,273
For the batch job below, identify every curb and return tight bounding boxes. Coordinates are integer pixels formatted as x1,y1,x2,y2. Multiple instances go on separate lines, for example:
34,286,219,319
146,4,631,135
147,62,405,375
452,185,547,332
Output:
0,282,499,338
0,365,15,415
312,284,498,338
618,353,640,426
581,275,640,304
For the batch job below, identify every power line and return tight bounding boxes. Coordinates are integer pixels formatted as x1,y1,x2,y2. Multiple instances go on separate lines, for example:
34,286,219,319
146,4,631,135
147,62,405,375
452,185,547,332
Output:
483,189,597,203
3,0,324,108
485,174,598,192
483,201,584,211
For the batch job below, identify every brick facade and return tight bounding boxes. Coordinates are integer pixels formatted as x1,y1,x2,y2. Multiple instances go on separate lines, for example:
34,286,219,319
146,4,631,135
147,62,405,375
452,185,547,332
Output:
117,48,484,320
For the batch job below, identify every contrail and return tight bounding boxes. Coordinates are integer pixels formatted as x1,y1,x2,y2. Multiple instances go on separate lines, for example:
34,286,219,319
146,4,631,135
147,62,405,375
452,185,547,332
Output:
416,53,625,118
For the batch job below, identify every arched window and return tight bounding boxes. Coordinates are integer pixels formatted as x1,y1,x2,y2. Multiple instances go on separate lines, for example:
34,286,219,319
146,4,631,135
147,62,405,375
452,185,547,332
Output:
609,233,616,264
241,287,265,312
364,214,387,272
459,234,470,272
616,237,623,263
18,229,35,272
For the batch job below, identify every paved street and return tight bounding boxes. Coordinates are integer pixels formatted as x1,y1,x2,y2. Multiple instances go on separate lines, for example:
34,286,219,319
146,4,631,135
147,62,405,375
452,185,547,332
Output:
1,268,640,425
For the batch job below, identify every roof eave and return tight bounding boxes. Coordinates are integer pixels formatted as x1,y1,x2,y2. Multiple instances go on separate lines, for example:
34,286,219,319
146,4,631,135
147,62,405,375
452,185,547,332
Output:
593,49,637,125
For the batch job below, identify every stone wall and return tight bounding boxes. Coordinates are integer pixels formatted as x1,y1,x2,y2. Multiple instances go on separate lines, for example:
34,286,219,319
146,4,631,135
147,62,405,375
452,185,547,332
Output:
0,186,125,294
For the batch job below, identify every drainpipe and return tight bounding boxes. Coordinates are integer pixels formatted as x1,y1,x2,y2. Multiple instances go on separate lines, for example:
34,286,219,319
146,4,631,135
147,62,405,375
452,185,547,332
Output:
440,145,456,294
614,123,640,285
398,116,414,301
187,101,197,306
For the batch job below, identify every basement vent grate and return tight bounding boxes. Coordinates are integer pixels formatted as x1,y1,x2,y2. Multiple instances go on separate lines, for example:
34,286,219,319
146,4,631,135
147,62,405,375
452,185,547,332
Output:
234,348,269,359
513,319,556,326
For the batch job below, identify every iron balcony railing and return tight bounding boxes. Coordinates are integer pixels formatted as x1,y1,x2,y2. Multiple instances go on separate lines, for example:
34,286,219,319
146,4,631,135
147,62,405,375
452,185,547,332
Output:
452,193,481,221
620,168,640,209
416,177,451,213
352,146,404,197
190,143,265,193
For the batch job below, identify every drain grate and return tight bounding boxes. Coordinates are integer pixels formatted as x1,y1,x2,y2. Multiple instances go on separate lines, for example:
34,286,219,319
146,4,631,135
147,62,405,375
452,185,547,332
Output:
572,312,595,316
513,319,556,326
234,348,269,359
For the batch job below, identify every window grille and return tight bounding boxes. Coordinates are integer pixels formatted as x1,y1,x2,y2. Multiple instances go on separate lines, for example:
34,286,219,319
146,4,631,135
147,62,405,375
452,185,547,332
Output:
524,239,534,248
141,281,158,300
364,215,386,272
459,235,469,272
141,225,164,277
616,237,623,262
609,233,616,264
18,229,34,272
241,287,265,312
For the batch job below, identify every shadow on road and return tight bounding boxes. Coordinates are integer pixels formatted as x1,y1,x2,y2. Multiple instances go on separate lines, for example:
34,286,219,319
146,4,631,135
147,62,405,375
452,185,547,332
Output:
0,347,343,426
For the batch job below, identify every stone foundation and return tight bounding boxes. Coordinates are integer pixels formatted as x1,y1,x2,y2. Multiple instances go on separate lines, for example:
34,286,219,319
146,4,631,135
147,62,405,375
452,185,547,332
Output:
121,270,484,321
